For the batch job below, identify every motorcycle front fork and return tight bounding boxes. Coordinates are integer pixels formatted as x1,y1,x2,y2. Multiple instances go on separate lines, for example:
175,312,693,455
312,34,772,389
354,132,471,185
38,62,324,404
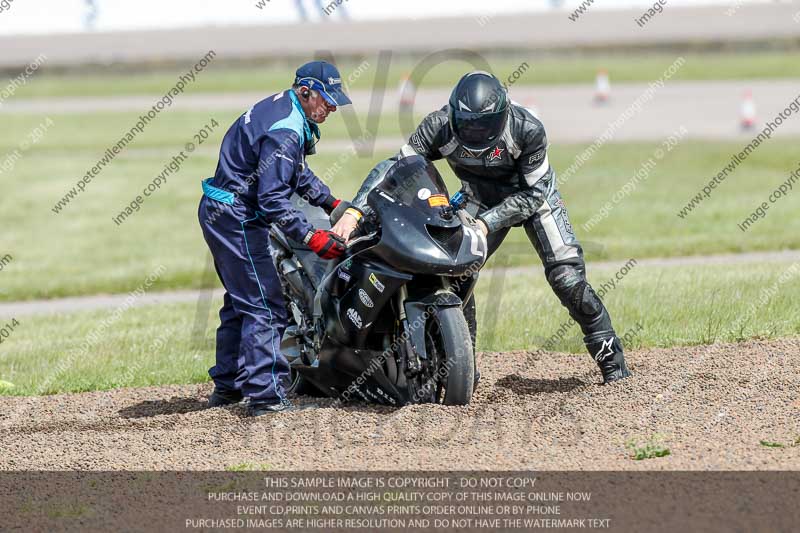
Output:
395,277,454,377
396,285,422,376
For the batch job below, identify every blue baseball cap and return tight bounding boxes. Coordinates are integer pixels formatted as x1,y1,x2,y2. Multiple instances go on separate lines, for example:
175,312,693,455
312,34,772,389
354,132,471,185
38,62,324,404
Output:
294,60,352,107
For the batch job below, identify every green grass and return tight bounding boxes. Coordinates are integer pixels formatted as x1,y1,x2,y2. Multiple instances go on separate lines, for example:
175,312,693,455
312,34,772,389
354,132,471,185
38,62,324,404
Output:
475,260,800,353
225,463,273,472
625,435,671,460
8,50,800,99
759,437,800,449
0,302,213,395
45,502,92,519
1,105,798,301
1,261,798,396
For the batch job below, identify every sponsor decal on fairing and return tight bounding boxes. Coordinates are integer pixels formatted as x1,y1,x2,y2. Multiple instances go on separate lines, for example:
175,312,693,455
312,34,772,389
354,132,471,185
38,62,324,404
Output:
347,308,363,328
358,289,374,308
369,273,385,293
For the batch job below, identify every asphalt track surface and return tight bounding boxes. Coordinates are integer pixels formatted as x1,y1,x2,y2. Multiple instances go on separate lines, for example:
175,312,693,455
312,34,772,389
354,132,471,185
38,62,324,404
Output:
5,79,800,143
1,337,798,470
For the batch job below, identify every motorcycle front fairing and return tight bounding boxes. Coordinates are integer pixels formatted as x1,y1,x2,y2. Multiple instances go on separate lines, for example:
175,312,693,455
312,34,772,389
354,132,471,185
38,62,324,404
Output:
320,257,411,348
365,155,487,276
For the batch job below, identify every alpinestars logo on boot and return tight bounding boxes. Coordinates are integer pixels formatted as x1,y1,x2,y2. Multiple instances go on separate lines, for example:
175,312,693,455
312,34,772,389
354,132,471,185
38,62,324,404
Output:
594,337,616,361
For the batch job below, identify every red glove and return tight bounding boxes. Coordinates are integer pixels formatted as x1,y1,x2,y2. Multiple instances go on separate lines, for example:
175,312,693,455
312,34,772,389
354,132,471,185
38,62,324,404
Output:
321,196,341,215
305,229,346,259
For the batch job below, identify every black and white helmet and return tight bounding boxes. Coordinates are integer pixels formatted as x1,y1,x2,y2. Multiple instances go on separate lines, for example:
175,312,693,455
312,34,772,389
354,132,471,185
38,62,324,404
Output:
448,71,509,151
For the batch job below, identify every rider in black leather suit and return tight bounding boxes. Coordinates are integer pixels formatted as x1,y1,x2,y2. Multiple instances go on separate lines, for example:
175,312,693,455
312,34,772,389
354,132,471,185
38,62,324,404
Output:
351,71,631,384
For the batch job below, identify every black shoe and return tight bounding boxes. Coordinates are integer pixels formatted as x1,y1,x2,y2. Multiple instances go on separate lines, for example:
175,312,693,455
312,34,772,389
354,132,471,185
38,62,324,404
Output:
246,398,293,417
208,387,243,407
597,352,632,384
246,398,318,417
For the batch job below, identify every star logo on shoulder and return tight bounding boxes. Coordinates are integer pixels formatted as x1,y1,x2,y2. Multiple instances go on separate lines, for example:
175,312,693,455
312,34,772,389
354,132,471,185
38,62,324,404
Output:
487,147,504,161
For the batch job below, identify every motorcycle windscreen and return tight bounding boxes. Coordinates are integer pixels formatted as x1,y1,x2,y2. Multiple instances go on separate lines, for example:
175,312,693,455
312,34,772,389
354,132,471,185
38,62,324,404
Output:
374,155,451,210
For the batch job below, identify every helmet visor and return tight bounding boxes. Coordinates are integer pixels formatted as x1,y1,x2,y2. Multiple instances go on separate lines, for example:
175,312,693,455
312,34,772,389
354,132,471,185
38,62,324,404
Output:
452,108,507,149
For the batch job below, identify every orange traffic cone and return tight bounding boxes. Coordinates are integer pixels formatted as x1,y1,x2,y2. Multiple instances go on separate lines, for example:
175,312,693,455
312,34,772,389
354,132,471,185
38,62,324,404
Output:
740,90,756,130
594,69,610,104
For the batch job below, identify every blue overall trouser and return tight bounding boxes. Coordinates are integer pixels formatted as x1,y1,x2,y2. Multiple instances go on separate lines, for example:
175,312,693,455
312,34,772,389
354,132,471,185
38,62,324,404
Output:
198,180,289,404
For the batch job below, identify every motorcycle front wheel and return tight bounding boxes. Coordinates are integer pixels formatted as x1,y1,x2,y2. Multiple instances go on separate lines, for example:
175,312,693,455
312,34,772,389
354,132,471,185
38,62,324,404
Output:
286,368,326,397
417,307,475,405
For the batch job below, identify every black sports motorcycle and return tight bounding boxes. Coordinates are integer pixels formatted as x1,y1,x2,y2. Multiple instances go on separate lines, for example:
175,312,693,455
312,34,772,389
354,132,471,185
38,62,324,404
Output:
270,156,488,406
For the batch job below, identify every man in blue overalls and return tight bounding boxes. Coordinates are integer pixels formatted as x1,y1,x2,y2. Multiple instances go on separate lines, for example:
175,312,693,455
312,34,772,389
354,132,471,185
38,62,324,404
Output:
198,61,352,416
